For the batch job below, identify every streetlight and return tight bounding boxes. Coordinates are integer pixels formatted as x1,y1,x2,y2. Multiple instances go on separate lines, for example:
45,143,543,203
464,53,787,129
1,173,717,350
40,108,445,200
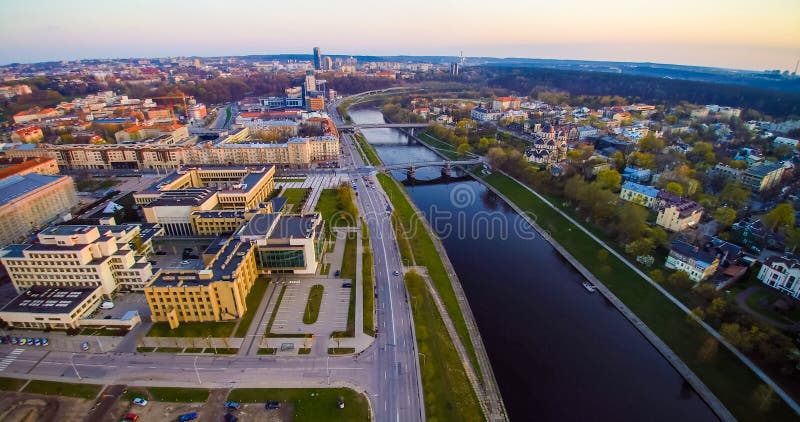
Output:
419,352,426,367
70,353,82,380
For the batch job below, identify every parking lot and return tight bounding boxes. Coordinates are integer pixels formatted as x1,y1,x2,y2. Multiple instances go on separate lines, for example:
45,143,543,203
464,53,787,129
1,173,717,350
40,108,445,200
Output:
270,278,350,336
150,239,211,271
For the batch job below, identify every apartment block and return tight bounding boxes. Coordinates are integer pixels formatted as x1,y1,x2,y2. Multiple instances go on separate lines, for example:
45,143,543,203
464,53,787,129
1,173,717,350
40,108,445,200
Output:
0,173,77,247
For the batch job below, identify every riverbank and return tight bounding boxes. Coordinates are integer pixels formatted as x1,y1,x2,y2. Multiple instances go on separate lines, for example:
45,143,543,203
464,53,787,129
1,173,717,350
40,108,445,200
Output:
378,173,507,421
478,170,797,420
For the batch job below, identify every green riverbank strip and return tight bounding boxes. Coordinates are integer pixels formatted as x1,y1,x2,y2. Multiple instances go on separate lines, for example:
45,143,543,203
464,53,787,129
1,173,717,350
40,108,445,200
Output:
377,173,485,421
362,224,375,336
482,171,796,420
355,133,382,166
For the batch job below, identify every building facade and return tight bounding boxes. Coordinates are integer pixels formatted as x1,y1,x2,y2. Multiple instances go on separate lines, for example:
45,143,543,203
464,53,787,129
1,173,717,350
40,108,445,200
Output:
741,162,787,192
0,173,77,247
239,212,325,275
758,256,800,299
619,181,659,208
655,192,703,232
665,240,720,282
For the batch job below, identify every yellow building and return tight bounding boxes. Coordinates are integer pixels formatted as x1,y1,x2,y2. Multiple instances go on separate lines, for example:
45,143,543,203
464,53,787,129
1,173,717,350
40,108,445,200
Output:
0,173,77,247
145,238,259,327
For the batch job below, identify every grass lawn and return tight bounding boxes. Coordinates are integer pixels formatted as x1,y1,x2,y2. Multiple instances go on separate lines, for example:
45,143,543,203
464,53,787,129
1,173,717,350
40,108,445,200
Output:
23,380,102,399
378,173,479,371
405,271,484,421
0,377,25,391
234,278,270,337
483,171,797,420
745,290,800,324
328,347,356,355
209,348,238,354
266,333,313,338
155,347,183,353
184,348,203,353
75,177,119,192
282,188,308,207
265,285,287,337
79,328,128,336
355,133,382,166
136,347,155,353
147,387,209,402
227,388,369,422
258,348,277,355
275,178,306,183
418,132,461,160
320,263,331,275
298,348,312,355
315,189,359,229
362,224,375,336
303,284,324,324
332,233,357,338
147,320,235,338
121,388,149,403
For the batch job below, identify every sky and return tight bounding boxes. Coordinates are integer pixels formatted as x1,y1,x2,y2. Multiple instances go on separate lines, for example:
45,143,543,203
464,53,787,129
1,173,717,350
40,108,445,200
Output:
2,0,799,71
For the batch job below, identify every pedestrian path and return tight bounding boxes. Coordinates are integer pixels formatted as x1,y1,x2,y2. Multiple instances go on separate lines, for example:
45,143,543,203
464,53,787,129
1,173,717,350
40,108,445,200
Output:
0,348,24,371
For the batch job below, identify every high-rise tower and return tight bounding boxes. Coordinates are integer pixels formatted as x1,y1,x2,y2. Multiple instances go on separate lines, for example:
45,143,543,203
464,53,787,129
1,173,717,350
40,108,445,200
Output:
313,47,322,70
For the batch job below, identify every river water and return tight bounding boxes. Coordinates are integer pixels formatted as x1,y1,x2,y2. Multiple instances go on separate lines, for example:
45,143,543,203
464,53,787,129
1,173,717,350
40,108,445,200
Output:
350,107,717,421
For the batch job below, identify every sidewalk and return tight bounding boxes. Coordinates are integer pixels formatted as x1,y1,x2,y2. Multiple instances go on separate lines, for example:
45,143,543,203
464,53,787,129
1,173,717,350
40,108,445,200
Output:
238,282,279,356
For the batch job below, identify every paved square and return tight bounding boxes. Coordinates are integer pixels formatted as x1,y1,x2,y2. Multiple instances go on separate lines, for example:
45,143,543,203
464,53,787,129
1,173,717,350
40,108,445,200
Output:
271,277,350,335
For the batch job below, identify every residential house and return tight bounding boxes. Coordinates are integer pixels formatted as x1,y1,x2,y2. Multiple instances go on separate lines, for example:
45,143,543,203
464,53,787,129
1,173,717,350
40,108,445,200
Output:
471,107,500,123
619,181,659,208
654,192,703,232
665,239,720,282
758,256,800,299
741,162,787,192
622,166,651,183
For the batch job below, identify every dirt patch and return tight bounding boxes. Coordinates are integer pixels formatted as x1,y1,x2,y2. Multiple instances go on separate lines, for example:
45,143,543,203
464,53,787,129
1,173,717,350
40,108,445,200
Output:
235,403,293,421
0,391,93,422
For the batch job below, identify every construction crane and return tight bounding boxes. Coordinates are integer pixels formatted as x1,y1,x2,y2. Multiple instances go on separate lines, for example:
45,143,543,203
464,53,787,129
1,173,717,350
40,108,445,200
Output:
148,92,194,120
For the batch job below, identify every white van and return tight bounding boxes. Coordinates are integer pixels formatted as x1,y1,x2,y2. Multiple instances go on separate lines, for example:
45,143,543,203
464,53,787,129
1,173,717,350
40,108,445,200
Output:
100,301,115,310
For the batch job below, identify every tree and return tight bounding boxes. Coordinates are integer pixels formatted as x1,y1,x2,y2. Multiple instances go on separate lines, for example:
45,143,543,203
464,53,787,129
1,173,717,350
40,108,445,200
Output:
637,134,665,154
752,384,777,412
720,181,750,208
647,227,669,248
763,203,795,232
648,269,664,283
785,227,800,252
627,238,655,256
614,203,649,242
720,323,755,353
665,182,684,196
457,143,473,155
628,152,656,169
712,207,737,230
667,271,692,290
595,169,622,190
696,337,719,362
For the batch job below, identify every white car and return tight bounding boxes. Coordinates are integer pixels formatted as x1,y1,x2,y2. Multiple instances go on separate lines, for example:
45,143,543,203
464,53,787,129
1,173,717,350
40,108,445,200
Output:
132,398,148,406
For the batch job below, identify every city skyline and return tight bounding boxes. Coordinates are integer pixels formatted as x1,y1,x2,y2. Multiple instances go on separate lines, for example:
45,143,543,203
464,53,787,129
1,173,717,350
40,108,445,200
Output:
1,0,799,71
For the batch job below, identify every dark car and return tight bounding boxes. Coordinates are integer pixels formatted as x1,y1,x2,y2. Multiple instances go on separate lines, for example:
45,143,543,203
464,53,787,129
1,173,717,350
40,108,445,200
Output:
178,412,197,422
342,282,352,288
265,401,281,409
334,270,340,277
155,251,167,255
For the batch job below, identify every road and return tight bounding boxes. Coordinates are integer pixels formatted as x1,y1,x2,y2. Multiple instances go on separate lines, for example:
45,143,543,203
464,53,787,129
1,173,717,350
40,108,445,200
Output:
337,123,425,422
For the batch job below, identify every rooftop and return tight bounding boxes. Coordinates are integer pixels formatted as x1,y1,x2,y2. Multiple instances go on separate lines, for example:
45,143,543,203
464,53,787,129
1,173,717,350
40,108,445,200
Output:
622,181,659,197
0,173,69,206
0,286,99,315
670,240,717,265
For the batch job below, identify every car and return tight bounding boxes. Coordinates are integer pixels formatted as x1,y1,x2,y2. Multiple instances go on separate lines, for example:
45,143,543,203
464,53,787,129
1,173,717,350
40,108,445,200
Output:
265,401,281,409
81,341,90,351
10,337,18,345
34,338,41,346
19,338,26,346
177,412,197,421
155,251,167,255
132,397,148,406
181,260,189,265
26,338,34,346
41,338,49,347
121,413,139,422
338,396,345,409
393,270,400,276
104,315,113,319
342,282,352,288
334,270,340,277
224,401,239,410
100,301,115,309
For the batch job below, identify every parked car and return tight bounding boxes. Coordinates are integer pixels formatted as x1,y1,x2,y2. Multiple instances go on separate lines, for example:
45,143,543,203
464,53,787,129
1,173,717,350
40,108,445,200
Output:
265,401,281,409
81,341,90,351
338,396,345,409
342,282,352,288
132,397,148,406
393,270,400,276
0,337,6,344
334,270,340,277
41,338,49,347
10,337,18,345
100,301,115,309
121,413,139,422
178,412,197,421
19,338,26,346
224,401,239,410
33,338,41,346
155,250,167,255
26,338,34,346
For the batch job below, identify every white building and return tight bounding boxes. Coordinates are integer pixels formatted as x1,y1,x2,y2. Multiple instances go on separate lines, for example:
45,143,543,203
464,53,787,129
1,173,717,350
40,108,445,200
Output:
619,181,659,208
758,256,800,299
774,136,799,149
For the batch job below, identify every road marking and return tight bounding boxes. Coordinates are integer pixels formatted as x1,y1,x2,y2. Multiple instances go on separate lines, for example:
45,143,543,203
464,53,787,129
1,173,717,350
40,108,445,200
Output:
0,348,25,371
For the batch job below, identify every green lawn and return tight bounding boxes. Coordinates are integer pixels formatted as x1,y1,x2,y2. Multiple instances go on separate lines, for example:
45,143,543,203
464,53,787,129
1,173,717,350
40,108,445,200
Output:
0,377,25,391
362,224,375,336
79,328,128,336
147,387,209,402
23,380,102,399
275,178,306,183
355,133,382,166
328,347,356,355
227,388,369,422
147,320,235,338
234,278,270,337
483,171,797,420
184,348,203,353
75,178,119,192
155,347,184,353
745,289,800,324
282,188,308,207
258,348,277,355
405,271,484,421
320,263,331,275
298,348,312,355
303,284,324,324
265,285,287,337
136,347,155,353
378,173,479,371
332,233,357,338
315,189,359,229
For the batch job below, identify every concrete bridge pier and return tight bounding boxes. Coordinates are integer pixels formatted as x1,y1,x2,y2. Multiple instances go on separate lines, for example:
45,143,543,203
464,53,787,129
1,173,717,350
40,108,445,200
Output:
407,166,416,180
441,163,452,178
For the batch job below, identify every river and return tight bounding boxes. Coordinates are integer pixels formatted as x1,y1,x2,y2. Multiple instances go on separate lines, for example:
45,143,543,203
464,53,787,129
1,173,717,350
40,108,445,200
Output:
349,107,717,421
